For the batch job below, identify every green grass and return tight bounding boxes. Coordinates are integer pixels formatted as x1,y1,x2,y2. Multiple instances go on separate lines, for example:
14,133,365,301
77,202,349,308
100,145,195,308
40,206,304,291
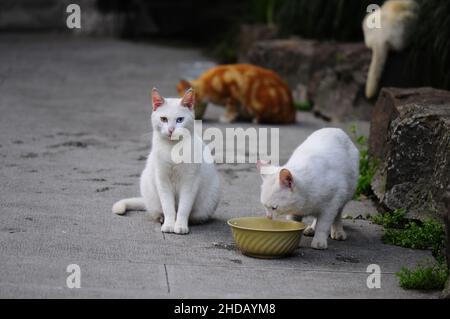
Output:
397,260,449,291
349,124,377,199
371,208,407,229
384,220,446,255
371,208,448,290
371,209,446,255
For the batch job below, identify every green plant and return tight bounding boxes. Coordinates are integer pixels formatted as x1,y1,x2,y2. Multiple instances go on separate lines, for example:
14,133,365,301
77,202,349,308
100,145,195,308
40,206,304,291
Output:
396,260,449,290
294,100,312,111
349,124,377,199
266,0,276,25
372,207,448,291
383,219,446,256
371,208,407,229
372,208,446,255
246,0,286,25
276,0,384,41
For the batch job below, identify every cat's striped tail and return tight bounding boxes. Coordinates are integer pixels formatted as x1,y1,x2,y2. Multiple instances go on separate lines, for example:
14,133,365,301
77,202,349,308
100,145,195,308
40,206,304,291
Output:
112,197,146,215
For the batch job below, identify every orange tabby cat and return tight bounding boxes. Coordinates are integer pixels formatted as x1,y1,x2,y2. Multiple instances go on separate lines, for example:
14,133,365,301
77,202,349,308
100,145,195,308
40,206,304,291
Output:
176,64,296,124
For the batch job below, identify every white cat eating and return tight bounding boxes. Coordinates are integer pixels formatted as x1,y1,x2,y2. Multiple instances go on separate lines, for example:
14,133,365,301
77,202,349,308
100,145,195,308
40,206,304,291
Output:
112,88,221,234
257,128,359,249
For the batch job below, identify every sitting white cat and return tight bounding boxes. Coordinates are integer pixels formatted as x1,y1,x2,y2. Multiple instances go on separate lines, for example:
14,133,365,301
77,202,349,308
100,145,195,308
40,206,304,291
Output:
257,128,359,249
112,88,221,234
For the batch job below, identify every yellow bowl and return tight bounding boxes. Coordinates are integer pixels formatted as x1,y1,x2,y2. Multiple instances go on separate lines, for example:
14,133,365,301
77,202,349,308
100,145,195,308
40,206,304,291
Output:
227,217,306,259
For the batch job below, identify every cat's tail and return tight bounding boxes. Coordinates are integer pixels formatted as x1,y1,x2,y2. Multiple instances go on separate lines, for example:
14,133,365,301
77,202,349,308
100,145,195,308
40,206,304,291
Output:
366,42,389,99
112,197,146,215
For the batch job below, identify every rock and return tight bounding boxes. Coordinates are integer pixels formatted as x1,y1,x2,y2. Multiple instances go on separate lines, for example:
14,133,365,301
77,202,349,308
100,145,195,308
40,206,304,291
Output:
446,190,450,268
238,24,278,63
245,38,319,88
442,189,450,299
369,87,450,222
307,42,373,121
245,37,373,121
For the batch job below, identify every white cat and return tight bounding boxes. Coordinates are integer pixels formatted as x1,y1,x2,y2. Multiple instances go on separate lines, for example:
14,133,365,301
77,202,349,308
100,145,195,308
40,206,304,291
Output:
112,88,221,234
363,0,418,99
257,128,359,249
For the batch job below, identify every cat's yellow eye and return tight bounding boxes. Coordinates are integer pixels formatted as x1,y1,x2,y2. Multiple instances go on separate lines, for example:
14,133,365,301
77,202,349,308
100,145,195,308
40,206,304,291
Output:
160,117,168,123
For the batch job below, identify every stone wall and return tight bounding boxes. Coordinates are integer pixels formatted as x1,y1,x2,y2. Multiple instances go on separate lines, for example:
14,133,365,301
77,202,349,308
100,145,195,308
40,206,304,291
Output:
443,190,450,298
369,87,450,222
244,37,373,121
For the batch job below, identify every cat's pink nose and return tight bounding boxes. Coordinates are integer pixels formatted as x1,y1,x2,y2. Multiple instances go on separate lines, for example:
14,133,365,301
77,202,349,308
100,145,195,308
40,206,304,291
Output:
168,127,175,135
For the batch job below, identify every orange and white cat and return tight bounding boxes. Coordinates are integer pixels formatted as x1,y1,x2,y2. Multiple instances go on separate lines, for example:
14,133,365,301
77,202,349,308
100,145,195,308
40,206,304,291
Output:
177,64,296,124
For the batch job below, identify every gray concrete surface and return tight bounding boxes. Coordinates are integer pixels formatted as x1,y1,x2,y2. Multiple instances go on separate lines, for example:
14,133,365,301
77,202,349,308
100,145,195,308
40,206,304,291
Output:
0,34,439,298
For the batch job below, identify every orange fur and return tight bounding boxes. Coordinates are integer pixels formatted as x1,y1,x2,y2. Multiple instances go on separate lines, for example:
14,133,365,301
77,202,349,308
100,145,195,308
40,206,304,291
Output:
176,64,296,124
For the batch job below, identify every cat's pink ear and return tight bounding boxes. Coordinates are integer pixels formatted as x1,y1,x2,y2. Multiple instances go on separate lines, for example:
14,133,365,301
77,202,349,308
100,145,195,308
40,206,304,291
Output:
152,88,165,111
181,88,195,110
280,169,294,190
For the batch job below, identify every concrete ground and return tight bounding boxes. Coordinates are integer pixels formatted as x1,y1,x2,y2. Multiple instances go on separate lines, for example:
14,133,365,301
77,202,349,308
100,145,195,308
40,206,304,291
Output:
0,34,439,298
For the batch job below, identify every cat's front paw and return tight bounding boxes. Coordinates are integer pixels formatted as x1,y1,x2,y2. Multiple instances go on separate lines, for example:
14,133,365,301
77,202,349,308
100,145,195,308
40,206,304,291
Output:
303,226,315,237
161,222,175,233
174,222,189,235
311,234,328,250
331,229,347,241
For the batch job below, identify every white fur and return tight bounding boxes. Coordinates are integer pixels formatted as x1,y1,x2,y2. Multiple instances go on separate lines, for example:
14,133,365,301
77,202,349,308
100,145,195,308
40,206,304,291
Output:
112,92,221,234
363,0,418,98
258,128,359,249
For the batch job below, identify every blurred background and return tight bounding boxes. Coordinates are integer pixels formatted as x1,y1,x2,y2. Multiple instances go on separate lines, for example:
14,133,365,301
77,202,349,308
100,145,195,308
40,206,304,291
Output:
1,0,449,121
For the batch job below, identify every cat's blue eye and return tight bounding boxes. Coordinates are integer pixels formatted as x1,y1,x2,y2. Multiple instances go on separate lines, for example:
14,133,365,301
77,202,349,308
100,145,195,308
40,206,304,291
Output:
176,117,184,123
